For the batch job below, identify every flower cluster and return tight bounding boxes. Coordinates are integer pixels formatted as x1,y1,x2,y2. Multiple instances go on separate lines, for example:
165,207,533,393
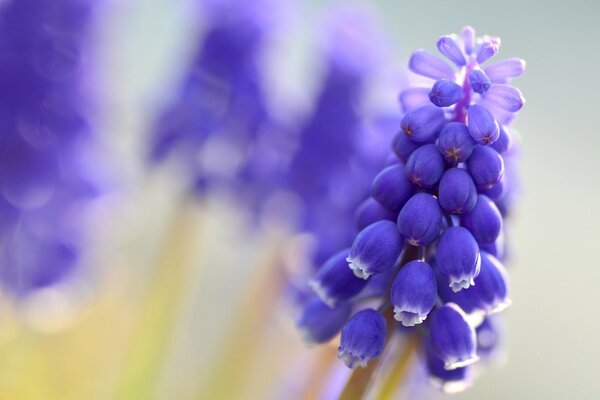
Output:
0,0,100,297
296,26,524,393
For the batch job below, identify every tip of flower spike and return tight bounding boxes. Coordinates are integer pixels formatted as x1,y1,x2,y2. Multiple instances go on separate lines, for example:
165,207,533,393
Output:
346,256,371,280
449,275,475,292
308,279,336,308
444,355,480,370
393,308,428,327
337,348,369,369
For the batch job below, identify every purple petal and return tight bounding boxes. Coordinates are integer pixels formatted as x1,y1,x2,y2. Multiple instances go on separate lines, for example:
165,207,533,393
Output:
483,58,526,82
461,26,476,55
482,84,525,112
437,35,467,66
476,37,500,64
399,86,430,112
409,49,455,80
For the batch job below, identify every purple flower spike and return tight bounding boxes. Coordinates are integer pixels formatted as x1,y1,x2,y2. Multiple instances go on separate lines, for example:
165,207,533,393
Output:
483,84,525,112
438,168,477,214
468,69,491,94
399,86,430,112
371,164,415,212
354,198,397,231
409,49,455,80
390,260,437,326
397,193,443,246
338,309,386,369
429,303,479,370
467,105,499,145
460,195,503,244
310,249,369,307
347,220,404,279
405,144,446,189
429,80,463,107
436,227,481,292
437,122,475,164
392,131,422,163
484,58,526,82
426,343,473,394
490,125,514,154
461,26,476,55
400,104,447,143
437,35,467,66
297,298,351,344
476,37,500,64
467,145,504,189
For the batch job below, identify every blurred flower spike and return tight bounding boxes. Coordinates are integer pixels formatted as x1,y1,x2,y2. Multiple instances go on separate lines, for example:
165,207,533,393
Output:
0,0,102,301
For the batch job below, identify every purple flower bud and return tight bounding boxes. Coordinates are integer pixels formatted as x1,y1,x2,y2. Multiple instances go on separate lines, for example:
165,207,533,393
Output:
460,26,476,55
483,58,526,82
397,193,443,246
429,80,463,107
467,145,504,189
426,342,472,393
399,86,430,113
437,122,475,164
476,317,500,358
437,35,467,67
371,164,415,212
438,168,477,214
466,251,510,313
390,260,437,326
400,104,447,143
408,49,455,80
460,195,503,244
467,105,499,145
480,175,507,201
338,309,386,368
468,69,491,94
310,249,369,307
297,298,351,344
490,125,513,154
429,303,479,370
436,227,481,292
354,197,397,231
392,131,422,163
479,230,505,260
476,38,500,64
347,220,404,279
405,144,446,189
483,84,525,112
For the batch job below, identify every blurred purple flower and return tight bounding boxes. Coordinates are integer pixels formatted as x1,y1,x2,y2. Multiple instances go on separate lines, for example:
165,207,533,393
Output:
0,0,100,296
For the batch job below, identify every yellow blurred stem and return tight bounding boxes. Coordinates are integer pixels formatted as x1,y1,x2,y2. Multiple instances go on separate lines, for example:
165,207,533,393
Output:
339,357,382,400
115,200,200,399
195,243,285,400
375,334,418,400
299,344,339,400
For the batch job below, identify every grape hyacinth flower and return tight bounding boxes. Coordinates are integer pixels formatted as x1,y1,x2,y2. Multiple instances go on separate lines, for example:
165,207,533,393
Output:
0,0,101,297
295,26,525,395
338,309,387,369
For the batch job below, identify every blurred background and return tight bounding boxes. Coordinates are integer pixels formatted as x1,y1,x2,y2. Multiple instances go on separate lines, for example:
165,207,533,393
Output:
0,0,597,399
